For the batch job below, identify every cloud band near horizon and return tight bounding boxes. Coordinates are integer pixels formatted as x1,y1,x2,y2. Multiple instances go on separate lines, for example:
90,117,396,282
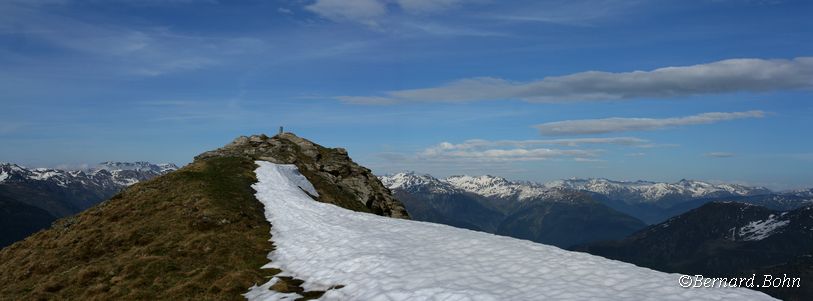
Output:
534,110,765,135
413,137,649,162
337,57,813,104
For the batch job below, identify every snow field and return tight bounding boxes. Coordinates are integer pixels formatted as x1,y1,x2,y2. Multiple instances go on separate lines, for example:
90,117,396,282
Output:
247,161,775,301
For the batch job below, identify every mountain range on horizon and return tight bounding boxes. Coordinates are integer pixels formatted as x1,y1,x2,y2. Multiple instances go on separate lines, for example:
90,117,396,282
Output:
0,161,178,247
381,172,648,248
381,171,813,225
382,171,806,200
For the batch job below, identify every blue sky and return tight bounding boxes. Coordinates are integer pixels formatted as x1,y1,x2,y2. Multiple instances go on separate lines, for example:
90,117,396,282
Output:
1,0,812,190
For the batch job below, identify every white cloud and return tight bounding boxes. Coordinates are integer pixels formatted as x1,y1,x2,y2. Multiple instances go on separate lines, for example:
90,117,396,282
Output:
420,146,600,162
133,57,218,76
0,1,270,76
429,137,649,150
534,110,765,135
396,0,465,14
401,21,509,37
574,157,604,162
705,152,736,158
337,57,813,104
476,0,640,27
369,136,656,174
305,0,388,25
304,0,475,26
416,139,620,162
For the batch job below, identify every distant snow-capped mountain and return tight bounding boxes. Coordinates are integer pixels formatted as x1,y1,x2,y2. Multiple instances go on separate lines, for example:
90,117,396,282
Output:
381,171,811,225
1,162,178,188
382,172,585,204
379,172,647,248
379,171,461,195
544,178,772,204
381,172,772,203
0,161,179,248
97,161,178,173
444,174,554,201
0,162,178,217
382,172,774,205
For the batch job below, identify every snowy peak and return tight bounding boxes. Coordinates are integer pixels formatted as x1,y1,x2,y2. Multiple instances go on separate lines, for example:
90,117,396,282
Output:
444,174,556,201
0,163,30,183
1,163,77,186
381,173,563,202
379,172,460,194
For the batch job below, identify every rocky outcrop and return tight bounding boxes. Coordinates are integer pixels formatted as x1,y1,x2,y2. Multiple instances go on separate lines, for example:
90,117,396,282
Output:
196,133,409,219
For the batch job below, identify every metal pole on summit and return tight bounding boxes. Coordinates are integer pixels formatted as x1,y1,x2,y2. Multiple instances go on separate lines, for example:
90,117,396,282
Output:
279,126,283,135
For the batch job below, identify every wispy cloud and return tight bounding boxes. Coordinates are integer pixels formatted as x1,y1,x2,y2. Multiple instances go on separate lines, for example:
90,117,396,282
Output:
415,138,616,163
0,2,268,76
428,137,650,149
303,0,635,29
337,57,813,104
372,136,665,167
420,145,601,162
305,0,470,26
401,21,510,37
305,0,388,26
534,110,765,135
704,152,735,158
477,0,642,26
396,0,467,14
574,157,604,162
302,0,504,36
136,99,261,122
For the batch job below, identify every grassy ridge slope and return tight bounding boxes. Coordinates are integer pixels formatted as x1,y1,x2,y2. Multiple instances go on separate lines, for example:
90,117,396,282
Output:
0,157,277,300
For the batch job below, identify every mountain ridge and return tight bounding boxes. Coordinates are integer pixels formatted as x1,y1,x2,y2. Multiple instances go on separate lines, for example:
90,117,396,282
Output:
0,161,179,247
380,172,647,248
0,133,408,300
574,201,813,301
381,171,812,224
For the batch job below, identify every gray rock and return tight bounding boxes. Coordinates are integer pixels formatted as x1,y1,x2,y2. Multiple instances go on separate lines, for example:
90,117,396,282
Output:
194,133,409,219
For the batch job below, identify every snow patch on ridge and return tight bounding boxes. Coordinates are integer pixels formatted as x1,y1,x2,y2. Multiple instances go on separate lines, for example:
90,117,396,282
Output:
739,214,790,241
248,161,775,301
